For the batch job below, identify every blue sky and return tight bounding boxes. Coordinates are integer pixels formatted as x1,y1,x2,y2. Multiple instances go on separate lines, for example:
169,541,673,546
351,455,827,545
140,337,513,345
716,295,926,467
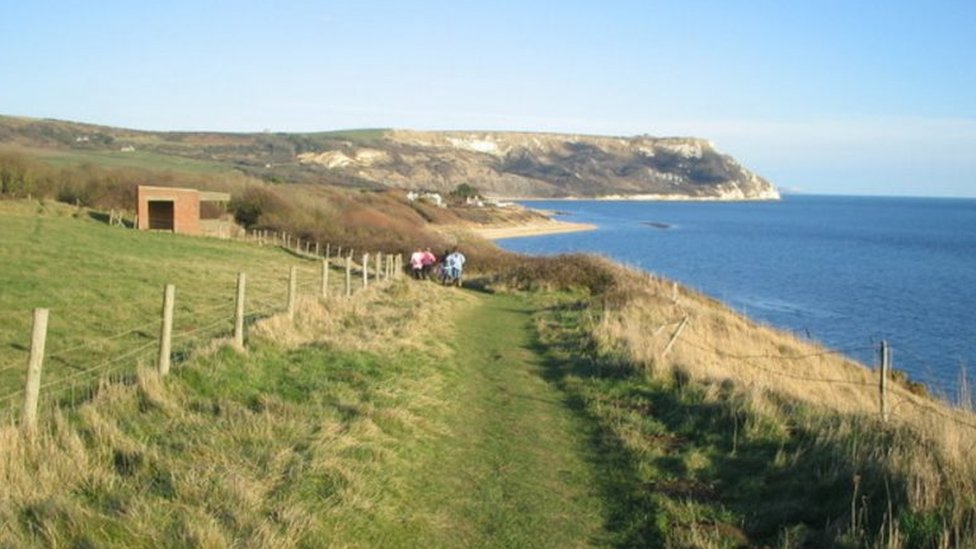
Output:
2,0,974,197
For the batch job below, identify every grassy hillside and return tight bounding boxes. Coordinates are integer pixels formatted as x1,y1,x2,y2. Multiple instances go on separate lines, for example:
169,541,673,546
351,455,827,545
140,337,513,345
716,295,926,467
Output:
0,115,399,185
14,146,233,175
3,201,976,547
0,115,388,187
0,200,359,421
1,202,610,547
520,261,976,547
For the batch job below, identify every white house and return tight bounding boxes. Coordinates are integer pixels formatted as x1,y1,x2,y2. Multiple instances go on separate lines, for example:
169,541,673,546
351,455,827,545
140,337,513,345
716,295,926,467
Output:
406,190,445,207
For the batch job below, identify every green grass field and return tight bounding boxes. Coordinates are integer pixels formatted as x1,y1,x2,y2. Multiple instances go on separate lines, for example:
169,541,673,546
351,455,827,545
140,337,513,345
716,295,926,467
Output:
0,205,624,546
0,200,348,419
12,146,234,175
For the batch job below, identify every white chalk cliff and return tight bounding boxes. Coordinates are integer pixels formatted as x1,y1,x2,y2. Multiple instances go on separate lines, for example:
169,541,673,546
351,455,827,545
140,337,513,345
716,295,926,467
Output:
298,130,779,200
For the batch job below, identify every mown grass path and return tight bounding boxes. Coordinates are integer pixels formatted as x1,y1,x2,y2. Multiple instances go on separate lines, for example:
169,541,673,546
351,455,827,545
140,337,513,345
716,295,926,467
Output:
396,291,608,548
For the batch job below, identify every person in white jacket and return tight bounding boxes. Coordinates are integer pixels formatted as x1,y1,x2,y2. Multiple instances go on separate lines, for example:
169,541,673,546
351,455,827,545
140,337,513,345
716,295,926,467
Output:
443,249,466,287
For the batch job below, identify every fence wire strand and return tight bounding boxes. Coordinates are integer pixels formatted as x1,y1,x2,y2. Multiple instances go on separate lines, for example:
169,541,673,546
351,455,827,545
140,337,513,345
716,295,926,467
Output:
661,322,976,431
39,339,159,392
675,334,876,387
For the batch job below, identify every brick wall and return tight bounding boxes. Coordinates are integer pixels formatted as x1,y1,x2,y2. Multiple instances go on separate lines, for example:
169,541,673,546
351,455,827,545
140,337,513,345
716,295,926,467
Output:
136,186,201,235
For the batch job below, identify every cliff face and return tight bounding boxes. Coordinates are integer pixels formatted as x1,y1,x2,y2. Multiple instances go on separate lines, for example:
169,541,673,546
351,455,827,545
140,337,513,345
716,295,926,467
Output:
297,131,780,200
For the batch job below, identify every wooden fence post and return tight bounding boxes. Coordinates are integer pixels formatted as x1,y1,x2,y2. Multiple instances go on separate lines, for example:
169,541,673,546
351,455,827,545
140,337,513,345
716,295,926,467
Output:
345,255,352,297
315,242,320,256
158,284,175,376
21,308,49,432
880,340,889,422
321,259,329,298
662,317,689,357
362,253,370,289
326,243,331,261
375,252,382,282
287,266,297,321
234,272,246,349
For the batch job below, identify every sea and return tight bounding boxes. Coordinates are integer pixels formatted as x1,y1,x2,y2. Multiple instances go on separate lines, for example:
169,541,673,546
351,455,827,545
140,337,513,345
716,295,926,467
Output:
497,195,976,398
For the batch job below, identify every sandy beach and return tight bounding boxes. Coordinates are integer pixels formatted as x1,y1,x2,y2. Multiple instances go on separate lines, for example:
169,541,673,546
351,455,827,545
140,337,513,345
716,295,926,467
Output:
470,219,597,240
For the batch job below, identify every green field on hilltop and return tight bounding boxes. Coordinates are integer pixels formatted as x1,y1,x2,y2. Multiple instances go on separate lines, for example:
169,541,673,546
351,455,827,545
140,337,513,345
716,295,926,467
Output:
0,116,393,180
11,146,235,175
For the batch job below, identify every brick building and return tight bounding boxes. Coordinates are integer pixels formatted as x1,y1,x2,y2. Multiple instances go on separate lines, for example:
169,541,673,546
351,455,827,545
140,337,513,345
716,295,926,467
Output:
136,185,231,236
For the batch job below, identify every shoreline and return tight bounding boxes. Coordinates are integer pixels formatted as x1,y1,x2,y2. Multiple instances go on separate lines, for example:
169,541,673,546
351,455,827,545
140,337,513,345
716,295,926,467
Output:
493,193,782,202
470,219,597,240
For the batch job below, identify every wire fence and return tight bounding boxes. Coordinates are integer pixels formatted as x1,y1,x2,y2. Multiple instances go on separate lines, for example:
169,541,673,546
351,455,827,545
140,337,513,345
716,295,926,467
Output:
646,313,976,433
7,226,972,437
3,234,405,429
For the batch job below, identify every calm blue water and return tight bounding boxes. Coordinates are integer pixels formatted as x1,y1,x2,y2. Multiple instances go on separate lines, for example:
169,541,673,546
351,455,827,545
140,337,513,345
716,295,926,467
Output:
499,195,976,396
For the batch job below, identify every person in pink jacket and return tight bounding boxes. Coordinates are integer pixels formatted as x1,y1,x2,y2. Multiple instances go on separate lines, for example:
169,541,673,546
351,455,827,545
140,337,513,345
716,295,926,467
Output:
409,249,425,279
420,248,437,279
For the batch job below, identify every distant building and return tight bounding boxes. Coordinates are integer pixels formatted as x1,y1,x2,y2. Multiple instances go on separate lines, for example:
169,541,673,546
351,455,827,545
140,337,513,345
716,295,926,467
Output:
406,190,446,207
136,185,232,236
484,198,516,208
120,145,135,152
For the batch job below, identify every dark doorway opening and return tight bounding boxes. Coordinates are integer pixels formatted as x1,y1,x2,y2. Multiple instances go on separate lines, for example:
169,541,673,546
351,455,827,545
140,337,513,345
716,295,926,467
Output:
148,200,175,231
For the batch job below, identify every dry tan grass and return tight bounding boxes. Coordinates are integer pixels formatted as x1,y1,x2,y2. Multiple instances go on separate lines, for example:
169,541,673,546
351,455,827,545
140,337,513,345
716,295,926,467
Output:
593,262,976,518
251,277,475,355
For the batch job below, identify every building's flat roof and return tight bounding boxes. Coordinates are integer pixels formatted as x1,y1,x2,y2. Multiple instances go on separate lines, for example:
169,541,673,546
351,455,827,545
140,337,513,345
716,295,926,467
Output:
137,185,230,202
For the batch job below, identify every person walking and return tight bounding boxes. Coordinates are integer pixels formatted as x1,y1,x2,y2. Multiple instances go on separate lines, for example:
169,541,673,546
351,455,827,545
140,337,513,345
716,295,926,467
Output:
420,248,436,279
409,249,425,279
444,249,466,287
